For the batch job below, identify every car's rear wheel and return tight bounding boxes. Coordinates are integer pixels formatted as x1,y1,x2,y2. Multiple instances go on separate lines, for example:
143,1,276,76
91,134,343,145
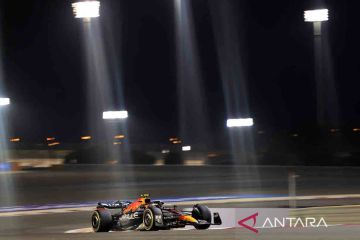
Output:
192,204,211,230
143,208,158,231
92,210,112,232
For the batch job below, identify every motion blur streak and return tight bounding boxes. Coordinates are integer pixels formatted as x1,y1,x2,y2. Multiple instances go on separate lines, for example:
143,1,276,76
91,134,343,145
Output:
209,0,255,165
0,16,16,213
102,9,132,172
82,20,113,150
79,9,134,198
175,0,209,151
209,0,260,193
313,20,339,128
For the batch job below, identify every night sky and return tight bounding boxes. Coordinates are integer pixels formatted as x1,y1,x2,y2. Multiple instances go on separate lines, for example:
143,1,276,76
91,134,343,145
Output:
1,0,360,144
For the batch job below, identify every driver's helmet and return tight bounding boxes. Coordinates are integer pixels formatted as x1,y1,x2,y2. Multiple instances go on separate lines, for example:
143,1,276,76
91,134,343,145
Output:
141,194,151,204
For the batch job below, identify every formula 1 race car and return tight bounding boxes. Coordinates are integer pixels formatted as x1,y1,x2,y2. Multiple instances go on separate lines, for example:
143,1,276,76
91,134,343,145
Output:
91,194,222,232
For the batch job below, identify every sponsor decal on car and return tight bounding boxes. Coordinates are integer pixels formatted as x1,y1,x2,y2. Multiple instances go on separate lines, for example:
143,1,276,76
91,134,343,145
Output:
120,212,140,220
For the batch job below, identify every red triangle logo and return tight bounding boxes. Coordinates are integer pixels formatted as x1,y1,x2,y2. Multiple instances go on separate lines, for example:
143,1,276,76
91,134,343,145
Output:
238,212,259,234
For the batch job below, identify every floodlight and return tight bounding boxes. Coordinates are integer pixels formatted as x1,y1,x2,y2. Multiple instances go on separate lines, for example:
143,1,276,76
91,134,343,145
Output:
304,9,329,22
0,98,10,106
72,1,100,19
103,111,128,120
182,146,191,152
227,118,254,128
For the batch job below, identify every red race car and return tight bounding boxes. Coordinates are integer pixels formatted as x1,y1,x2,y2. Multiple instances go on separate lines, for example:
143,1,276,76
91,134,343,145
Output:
91,194,222,232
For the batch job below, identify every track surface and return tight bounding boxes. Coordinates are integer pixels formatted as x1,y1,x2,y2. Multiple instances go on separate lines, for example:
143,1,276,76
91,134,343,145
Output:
1,210,360,240
0,165,359,239
1,165,359,207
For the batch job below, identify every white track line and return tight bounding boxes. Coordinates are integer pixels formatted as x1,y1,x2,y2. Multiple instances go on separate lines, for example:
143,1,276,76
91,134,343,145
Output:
65,228,93,234
64,225,340,234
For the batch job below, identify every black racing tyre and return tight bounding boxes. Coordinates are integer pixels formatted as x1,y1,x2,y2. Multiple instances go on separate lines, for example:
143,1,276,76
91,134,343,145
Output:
192,204,211,230
143,208,158,231
91,210,113,232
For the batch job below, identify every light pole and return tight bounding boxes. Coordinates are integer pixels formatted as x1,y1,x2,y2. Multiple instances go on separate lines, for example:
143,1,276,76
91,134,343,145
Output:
102,110,129,141
304,9,329,127
0,97,9,163
72,1,133,164
304,9,328,36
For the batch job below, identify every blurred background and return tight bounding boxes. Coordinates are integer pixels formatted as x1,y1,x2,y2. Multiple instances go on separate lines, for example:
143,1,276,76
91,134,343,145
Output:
0,0,359,203
0,0,360,168
0,0,360,239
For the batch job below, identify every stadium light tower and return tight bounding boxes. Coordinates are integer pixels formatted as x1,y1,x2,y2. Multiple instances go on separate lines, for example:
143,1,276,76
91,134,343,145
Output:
304,9,329,36
0,98,10,106
103,111,128,120
305,9,330,127
226,118,254,128
72,1,100,22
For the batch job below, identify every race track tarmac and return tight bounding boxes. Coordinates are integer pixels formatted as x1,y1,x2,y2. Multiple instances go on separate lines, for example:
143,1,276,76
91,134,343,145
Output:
1,165,359,239
1,165,359,207
0,211,360,240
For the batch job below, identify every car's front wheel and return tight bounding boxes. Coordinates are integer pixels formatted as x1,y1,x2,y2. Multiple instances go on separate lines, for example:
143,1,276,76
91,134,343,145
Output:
192,204,211,230
143,208,158,231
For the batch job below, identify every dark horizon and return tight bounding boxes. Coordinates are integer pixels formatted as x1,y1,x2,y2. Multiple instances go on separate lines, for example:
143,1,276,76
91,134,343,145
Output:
0,0,360,144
